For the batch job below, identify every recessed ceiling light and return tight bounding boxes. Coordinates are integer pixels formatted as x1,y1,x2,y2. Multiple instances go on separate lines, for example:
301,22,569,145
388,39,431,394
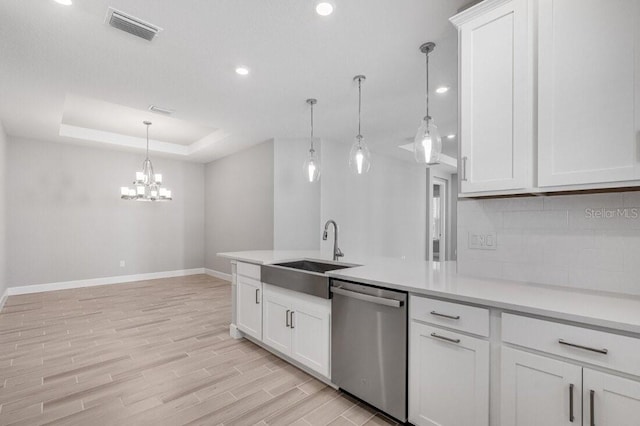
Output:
54,0,72,5
435,86,449,94
315,2,334,16
235,67,249,76
447,134,456,139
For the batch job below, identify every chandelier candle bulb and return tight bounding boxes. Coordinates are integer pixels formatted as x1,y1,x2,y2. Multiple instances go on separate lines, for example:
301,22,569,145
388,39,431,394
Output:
135,172,144,183
120,187,129,196
154,174,162,184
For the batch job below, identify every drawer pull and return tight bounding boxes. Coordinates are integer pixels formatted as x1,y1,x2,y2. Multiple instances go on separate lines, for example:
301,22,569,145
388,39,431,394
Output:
430,311,460,320
430,332,461,344
590,390,595,426
290,311,295,329
558,339,608,355
569,384,575,422
286,309,290,327
255,288,260,304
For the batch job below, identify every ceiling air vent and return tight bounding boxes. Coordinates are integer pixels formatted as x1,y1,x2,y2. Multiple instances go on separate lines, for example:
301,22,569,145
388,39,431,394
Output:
106,8,162,41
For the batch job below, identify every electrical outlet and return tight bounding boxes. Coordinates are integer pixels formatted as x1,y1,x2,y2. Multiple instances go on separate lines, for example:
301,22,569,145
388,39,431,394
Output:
120,260,126,267
468,232,497,250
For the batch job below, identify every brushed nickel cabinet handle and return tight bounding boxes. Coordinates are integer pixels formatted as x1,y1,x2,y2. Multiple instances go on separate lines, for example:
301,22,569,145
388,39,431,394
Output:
569,384,575,422
462,156,468,181
290,311,295,329
590,390,595,426
430,332,460,344
255,288,260,304
430,311,460,320
559,339,608,355
286,309,290,327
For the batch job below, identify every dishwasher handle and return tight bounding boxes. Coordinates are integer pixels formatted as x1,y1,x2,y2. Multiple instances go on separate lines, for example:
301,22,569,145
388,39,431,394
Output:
331,286,404,308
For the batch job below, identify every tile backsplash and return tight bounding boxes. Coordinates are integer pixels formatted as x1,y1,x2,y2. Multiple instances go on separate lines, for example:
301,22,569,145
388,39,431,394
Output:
457,192,640,296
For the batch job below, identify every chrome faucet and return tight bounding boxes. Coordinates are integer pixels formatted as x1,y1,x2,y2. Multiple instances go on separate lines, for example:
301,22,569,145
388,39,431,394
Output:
323,219,344,261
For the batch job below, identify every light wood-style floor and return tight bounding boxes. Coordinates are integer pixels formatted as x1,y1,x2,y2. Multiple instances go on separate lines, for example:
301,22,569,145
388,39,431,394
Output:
0,274,397,426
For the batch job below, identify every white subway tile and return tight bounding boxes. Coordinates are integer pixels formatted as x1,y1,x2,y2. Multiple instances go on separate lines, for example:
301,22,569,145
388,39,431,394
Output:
543,192,624,211
456,259,503,280
483,197,543,212
504,210,568,230
502,263,569,287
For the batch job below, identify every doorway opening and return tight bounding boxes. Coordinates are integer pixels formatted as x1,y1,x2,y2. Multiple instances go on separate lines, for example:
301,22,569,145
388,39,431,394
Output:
431,177,447,261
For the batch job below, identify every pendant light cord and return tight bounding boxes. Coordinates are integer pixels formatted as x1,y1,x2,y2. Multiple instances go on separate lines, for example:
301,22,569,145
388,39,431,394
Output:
357,77,362,143
310,102,314,151
425,51,430,120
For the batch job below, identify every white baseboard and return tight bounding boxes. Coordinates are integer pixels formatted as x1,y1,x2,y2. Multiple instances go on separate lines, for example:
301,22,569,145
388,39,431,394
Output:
7,268,206,296
205,268,232,282
0,288,8,313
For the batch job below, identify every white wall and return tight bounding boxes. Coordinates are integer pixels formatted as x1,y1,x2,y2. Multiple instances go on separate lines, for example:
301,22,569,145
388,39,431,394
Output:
320,139,427,262
7,138,205,288
458,192,640,295
273,138,321,250
205,140,274,274
0,122,7,299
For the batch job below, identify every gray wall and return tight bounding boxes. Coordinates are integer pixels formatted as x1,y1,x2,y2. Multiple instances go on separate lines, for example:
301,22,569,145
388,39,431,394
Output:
7,138,205,287
273,138,320,250
205,140,274,274
0,122,6,297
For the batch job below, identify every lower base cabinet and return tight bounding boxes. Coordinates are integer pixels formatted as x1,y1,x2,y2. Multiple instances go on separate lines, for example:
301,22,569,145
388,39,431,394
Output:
409,321,489,426
262,284,330,378
501,347,640,426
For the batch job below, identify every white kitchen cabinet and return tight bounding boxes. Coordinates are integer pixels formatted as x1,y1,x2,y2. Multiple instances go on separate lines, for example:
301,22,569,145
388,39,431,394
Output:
262,287,291,354
262,284,331,377
409,321,489,426
501,347,582,426
452,0,533,194
235,261,263,340
583,368,640,426
537,0,640,188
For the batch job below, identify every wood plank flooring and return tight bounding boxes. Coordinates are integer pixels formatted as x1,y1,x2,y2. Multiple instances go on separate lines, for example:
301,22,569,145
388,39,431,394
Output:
0,274,397,425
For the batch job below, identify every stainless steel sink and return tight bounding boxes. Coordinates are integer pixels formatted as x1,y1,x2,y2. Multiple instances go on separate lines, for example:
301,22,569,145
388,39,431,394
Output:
261,260,357,299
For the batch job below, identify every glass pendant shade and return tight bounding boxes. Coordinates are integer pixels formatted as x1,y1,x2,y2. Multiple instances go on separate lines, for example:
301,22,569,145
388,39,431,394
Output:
414,116,442,164
303,148,320,183
349,136,371,175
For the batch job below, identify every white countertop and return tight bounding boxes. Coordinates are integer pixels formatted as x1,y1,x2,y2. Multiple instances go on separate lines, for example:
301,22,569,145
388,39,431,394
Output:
217,250,640,334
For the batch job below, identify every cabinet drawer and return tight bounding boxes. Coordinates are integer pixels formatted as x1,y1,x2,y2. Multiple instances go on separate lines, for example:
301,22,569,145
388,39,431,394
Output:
237,262,261,280
410,296,489,337
502,313,640,377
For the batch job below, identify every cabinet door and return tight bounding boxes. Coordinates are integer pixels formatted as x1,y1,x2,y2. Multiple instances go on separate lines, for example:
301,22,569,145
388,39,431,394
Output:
290,299,331,378
501,347,582,426
409,322,489,426
583,369,640,426
236,277,262,340
262,289,291,355
458,0,532,193
538,0,640,187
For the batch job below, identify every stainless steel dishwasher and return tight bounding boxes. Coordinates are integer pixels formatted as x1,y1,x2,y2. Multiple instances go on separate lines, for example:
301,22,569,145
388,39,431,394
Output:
331,279,407,422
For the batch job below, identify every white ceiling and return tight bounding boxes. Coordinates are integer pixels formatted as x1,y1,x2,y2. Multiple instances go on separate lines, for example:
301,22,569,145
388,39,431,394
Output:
0,0,467,163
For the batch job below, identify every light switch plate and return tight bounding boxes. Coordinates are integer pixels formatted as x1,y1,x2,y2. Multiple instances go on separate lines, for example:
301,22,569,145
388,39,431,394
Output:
468,232,497,250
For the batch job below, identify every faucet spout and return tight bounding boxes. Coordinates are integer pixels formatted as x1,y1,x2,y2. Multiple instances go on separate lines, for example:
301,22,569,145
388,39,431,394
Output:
323,220,344,261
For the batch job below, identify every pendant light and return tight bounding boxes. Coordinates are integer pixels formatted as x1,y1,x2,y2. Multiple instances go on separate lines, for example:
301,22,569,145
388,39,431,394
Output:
303,98,320,183
120,121,172,201
349,75,371,175
414,42,442,165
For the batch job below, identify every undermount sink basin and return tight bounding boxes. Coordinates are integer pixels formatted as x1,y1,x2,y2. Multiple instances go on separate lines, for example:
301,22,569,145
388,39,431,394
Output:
261,259,357,299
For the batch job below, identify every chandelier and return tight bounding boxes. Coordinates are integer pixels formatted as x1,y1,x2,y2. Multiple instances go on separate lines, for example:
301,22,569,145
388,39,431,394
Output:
120,121,172,201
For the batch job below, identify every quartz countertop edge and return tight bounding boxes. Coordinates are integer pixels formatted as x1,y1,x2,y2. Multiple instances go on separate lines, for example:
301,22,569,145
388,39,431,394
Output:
217,250,640,335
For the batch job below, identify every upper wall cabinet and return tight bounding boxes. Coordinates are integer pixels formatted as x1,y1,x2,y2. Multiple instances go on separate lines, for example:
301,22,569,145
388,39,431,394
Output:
537,0,640,187
452,0,640,196
452,0,534,194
